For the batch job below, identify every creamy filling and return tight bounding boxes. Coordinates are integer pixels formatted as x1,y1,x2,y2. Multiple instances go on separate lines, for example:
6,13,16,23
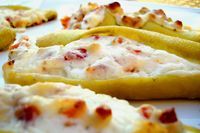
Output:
0,8,47,28
10,35,200,80
68,3,106,29
0,83,183,133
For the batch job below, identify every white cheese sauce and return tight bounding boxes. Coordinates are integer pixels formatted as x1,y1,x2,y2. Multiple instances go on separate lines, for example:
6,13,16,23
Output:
0,83,183,133
11,35,200,80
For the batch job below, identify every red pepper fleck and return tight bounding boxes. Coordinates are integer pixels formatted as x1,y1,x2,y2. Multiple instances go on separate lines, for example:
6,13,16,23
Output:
15,104,40,122
117,37,123,44
159,108,178,124
133,49,141,54
61,16,71,29
9,43,20,50
5,16,12,22
93,35,100,40
64,48,87,61
140,105,153,119
95,105,112,120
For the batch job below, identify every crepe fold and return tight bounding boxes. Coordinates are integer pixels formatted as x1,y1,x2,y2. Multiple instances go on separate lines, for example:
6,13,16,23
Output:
4,26,200,100
0,27,16,50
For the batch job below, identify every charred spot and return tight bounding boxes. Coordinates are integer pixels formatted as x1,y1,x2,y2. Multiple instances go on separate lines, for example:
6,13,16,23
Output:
122,16,142,28
107,2,121,10
174,20,183,30
7,60,15,66
15,104,40,122
153,9,166,16
139,7,150,14
125,67,139,73
60,100,87,118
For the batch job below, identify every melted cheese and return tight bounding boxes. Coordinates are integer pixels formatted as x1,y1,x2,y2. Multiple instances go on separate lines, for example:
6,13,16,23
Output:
64,2,189,32
0,82,183,133
9,36,200,80
0,8,48,28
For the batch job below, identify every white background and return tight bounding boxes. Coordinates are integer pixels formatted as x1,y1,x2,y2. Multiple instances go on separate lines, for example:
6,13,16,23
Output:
0,0,200,129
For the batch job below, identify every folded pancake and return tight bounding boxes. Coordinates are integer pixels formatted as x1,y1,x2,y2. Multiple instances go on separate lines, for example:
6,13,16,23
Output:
0,27,16,50
0,5,57,50
4,26,200,100
60,2,200,42
0,82,198,133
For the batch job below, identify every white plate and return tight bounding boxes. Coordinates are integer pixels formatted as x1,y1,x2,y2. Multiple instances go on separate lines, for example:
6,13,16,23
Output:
0,0,200,129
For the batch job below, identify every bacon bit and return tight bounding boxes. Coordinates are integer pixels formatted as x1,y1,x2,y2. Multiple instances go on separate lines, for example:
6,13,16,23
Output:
64,48,87,61
61,16,71,29
95,105,112,120
139,105,154,119
153,9,166,17
139,7,150,14
7,60,15,66
60,100,87,118
122,16,142,28
93,35,100,40
174,20,183,30
15,104,40,122
159,108,178,124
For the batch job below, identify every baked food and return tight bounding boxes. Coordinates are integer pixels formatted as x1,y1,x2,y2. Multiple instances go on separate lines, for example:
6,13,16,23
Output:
0,82,199,133
60,2,200,42
0,5,57,50
4,26,200,99
60,2,121,29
